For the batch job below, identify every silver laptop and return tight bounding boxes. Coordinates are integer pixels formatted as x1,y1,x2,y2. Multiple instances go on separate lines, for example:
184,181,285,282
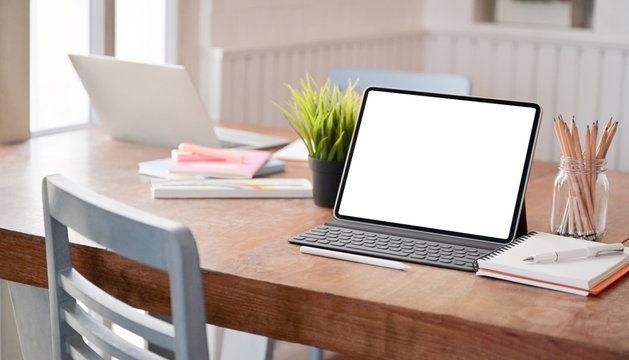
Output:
69,54,290,149
290,87,542,271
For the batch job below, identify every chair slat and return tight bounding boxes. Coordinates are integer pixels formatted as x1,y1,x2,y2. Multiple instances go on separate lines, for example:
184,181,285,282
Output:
62,302,165,360
60,268,175,349
67,336,105,360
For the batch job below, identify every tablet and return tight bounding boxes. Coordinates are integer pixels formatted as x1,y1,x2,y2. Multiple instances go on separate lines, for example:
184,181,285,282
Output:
334,87,541,244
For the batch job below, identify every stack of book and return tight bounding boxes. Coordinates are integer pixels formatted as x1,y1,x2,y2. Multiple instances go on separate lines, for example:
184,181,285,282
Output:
138,143,312,198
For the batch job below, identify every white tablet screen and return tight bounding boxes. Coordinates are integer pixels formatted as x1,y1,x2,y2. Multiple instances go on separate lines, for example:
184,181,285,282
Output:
335,88,540,242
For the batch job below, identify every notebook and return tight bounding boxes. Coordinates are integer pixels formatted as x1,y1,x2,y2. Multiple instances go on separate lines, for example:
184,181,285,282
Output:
138,158,285,180
168,150,271,179
475,232,629,296
69,54,290,149
151,178,313,198
272,139,309,165
289,87,542,271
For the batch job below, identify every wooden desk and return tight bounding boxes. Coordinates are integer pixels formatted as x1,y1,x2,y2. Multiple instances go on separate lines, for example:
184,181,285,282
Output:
2,127,629,359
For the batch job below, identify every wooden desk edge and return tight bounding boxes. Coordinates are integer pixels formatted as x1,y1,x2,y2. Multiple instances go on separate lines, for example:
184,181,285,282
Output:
2,229,626,359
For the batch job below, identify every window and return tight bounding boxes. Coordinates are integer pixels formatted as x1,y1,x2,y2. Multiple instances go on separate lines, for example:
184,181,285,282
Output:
29,0,174,135
30,0,91,134
115,0,169,64
474,0,594,29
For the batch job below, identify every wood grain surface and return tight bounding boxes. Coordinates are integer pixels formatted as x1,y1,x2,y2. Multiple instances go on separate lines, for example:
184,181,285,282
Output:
1,126,629,359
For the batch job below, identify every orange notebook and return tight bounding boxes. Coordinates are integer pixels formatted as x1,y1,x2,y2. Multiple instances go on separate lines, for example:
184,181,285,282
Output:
474,232,629,296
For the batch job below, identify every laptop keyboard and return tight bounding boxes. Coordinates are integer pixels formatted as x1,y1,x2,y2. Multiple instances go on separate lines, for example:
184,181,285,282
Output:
219,139,246,149
289,224,492,272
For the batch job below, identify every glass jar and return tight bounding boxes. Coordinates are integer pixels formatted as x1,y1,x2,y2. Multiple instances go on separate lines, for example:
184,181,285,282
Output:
550,156,609,241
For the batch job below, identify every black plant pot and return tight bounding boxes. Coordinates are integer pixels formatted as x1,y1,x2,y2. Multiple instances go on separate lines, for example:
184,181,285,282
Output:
308,157,345,208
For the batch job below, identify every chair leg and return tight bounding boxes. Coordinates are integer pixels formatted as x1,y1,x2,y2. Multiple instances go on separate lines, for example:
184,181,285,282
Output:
264,337,275,360
1,280,23,360
309,346,323,360
7,281,52,360
221,328,275,360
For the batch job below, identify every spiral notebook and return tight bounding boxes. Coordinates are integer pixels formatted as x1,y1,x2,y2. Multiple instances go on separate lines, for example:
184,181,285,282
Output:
474,232,629,296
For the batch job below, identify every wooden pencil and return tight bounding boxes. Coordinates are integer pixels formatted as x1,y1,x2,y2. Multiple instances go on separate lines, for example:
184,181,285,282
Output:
603,122,618,158
586,126,595,206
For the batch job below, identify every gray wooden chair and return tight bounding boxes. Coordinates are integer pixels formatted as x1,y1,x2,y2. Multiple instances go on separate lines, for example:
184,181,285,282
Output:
330,65,472,95
42,174,209,360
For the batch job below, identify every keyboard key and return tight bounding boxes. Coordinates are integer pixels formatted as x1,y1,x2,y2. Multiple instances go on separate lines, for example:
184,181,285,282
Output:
347,244,410,258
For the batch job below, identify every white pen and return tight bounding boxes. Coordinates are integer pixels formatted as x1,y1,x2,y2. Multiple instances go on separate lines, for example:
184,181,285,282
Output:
299,246,410,271
522,243,625,263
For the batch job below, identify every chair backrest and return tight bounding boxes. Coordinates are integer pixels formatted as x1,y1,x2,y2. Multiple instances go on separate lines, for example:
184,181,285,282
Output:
42,174,209,360
329,66,472,95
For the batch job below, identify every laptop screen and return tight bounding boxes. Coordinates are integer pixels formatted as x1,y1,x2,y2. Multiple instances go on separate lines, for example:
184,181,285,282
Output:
334,88,541,244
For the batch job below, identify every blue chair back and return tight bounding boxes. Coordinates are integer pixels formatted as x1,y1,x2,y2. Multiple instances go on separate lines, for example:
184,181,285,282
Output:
330,66,471,95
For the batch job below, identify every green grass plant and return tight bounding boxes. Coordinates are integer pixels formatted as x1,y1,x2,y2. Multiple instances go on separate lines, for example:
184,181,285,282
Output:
274,74,360,161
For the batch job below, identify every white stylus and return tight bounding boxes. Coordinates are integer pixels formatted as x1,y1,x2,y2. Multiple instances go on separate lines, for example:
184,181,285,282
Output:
522,243,625,263
300,246,410,270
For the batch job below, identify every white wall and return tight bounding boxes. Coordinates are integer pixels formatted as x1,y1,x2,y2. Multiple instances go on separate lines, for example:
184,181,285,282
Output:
421,0,475,27
592,0,629,35
206,0,424,50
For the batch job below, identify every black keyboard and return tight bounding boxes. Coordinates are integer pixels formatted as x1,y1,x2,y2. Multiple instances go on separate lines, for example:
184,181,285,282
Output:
289,224,492,272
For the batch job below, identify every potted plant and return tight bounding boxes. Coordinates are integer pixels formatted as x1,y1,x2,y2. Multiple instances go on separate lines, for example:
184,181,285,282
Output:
275,74,360,207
